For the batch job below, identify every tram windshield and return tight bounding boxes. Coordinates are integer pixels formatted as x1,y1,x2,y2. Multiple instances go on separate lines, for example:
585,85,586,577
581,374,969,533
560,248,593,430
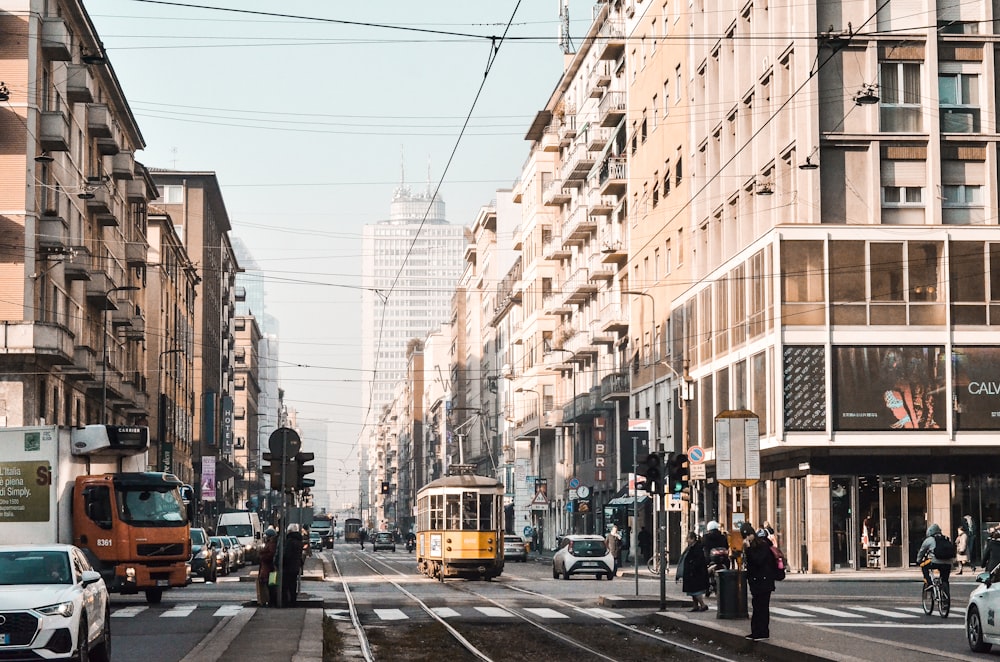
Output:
428,492,497,531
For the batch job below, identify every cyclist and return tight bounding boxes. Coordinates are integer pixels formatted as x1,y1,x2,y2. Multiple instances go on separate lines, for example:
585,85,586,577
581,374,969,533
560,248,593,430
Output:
916,523,951,599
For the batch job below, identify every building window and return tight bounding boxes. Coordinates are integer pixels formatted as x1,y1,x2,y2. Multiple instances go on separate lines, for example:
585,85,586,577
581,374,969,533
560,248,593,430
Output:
881,185,924,224
939,72,980,132
880,62,922,132
942,184,984,225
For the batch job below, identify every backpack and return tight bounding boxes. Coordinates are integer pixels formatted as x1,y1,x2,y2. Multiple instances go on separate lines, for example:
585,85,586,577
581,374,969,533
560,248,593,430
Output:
934,534,957,560
770,545,786,581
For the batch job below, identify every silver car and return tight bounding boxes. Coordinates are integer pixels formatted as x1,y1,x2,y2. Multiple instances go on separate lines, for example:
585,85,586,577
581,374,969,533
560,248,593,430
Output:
226,536,245,569
552,535,615,580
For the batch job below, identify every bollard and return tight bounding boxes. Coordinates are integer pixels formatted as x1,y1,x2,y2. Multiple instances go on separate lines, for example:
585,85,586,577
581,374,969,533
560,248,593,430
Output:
716,568,749,619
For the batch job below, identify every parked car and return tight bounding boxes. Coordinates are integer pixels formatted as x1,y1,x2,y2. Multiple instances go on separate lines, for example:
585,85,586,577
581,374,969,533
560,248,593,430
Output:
227,536,246,569
967,567,1000,652
0,544,112,661
372,532,396,552
210,536,232,575
552,535,615,580
310,531,323,551
190,527,218,582
504,534,529,562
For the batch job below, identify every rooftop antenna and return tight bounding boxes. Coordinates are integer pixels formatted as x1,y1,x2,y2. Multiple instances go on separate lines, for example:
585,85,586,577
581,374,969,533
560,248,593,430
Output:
558,0,574,54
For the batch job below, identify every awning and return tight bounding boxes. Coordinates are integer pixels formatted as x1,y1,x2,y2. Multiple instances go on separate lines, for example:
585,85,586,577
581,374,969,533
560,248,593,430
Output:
607,494,649,506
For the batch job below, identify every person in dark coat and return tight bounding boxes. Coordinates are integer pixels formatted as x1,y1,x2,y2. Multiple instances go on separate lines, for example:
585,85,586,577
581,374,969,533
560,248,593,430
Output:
742,523,778,640
282,524,305,607
257,529,278,607
982,527,1000,574
678,531,709,611
702,520,731,569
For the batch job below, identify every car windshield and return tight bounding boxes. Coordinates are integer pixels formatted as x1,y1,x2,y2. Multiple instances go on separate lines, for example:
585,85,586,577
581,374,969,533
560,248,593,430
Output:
507,536,523,544
191,529,207,545
376,533,392,541
117,486,185,525
571,540,607,557
210,537,228,548
218,524,253,536
0,551,72,585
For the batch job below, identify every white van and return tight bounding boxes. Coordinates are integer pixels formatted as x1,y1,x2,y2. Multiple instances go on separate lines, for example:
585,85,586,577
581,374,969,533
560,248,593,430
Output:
217,511,263,563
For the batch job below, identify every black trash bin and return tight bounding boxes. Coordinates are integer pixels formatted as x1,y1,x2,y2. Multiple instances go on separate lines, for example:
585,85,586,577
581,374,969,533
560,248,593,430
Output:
716,569,748,619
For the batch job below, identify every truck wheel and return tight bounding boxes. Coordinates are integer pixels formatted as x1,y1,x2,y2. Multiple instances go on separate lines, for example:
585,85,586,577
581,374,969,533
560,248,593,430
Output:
145,588,163,604
90,608,112,662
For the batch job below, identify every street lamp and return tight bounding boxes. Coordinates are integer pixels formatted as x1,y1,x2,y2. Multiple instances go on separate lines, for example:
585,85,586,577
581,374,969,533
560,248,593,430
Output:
157,347,184,473
622,289,668,609
100,285,140,419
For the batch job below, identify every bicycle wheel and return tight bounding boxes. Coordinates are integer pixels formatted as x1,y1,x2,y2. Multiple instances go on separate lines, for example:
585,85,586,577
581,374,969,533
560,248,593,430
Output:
939,587,951,618
921,584,934,615
647,557,657,574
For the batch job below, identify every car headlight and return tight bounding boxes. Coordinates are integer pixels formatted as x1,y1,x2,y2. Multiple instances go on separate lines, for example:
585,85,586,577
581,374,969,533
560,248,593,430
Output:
199,548,212,559
37,601,74,617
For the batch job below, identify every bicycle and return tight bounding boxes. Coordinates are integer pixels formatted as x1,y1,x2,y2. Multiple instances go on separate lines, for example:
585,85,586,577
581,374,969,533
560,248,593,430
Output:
921,566,950,618
647,548,669,575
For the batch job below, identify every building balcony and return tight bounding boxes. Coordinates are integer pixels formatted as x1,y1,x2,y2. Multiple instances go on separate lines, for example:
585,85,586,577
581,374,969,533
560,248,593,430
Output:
64,246,92,281
126,179,148,202
588,254,615,281
590,318,616,345
96,135,120,156
596,20,625,60
558,114,577,146
110,151,135,179
543,292,572,315
588,193,616,216
540,125,560,152
86,104,113,138
590,60,613,90
125,240,147,266
598,301,628,334
543,181,572,206
85,271,113,304
586,126,611,152
0,322,73,365
598,91,626,127
560,142,596,184
62,345,99,381
562,205,597,245
110,303,135,327
41,18,72,61
38,213,68,253
562,266,597,303
39,110,70,152
600,237,627,264
542,232,571,260
65,65,93,104
600,371,630,401
598,156,627,196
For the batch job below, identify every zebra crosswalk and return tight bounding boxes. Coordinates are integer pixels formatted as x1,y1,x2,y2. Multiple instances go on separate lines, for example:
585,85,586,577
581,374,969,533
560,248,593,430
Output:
112,605,250,619
325,605,629,623
769,602,965,622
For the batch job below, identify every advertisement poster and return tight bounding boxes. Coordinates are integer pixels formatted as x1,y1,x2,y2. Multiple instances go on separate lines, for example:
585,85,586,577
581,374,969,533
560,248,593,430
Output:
783,346,827,431
834,346,944,431
0,461,50,521
953,347,1000,430
201,456,216,502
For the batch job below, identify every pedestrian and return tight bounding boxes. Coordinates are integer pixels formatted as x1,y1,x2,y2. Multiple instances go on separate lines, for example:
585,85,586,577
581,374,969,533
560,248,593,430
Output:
637,526,652,564
359,528,367,550
257,528,278,607
677,531,709,612
982,528,1000,574
965,515,979,571
702,520,731,570
956,526,970,575
605,525,622,573
742,523,779,641
282,524,304,607
620,526,631,563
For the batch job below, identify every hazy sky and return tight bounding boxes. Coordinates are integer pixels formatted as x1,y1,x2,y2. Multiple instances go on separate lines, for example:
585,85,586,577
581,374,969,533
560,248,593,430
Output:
87,0,588,500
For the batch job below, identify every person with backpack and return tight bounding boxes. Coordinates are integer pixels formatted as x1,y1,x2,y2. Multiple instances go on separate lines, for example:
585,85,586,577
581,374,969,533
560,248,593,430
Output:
917,523,954,599
742,523,780,641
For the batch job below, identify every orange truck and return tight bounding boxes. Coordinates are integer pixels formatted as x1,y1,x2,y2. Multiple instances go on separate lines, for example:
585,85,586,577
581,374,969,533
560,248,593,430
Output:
0,425,191,603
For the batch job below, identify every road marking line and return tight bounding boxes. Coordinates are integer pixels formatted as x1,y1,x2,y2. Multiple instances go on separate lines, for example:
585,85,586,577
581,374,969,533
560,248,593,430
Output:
849,606,918,619
112,606,148,618
324,609,349,621
475,606,514,618
579,607,624,619
771,607,813,617
178,606,255,662
431,607,460,618
373,608,408,621
524,608,569,619
807,622,965,629
793,604,863,618
897,606,967,617
213,605,243,617
163,605,198,618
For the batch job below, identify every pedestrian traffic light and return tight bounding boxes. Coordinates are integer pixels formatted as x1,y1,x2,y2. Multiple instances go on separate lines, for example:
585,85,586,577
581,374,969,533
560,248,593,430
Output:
668,453,689,494
294,452,315,491
262,451,283,491
641,452,664,494
380,481,391,495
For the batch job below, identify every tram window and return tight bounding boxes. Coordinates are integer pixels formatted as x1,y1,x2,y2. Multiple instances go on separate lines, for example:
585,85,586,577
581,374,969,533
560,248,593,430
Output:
447,495,461,530
479,495,493,529
430,494,444,530
463,492,478,529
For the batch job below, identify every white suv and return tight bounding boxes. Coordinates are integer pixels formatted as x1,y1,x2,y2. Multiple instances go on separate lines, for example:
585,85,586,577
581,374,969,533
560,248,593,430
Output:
0,544,111,661
552,535,615,580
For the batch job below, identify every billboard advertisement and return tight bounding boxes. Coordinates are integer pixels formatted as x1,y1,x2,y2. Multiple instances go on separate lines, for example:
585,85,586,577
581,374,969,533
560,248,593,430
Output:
834,346,945,431
783,346,827,431
953,347,1000,430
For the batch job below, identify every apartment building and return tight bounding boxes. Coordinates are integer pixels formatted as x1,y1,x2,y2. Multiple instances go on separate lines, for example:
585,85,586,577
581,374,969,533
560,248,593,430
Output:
0,1,157,428
233,315,261,510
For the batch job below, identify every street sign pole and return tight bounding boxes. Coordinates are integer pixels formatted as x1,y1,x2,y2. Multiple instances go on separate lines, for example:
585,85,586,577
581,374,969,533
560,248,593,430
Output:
632,433,639,597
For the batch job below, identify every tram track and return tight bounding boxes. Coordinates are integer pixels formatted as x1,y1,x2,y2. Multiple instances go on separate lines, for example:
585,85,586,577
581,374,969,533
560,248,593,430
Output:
335,548,746,662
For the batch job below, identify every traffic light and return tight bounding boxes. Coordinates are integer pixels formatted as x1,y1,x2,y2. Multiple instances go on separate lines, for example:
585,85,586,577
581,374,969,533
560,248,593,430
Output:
668,453,689,494
641,452,664,494
262,451,283,491
380,481,391,495
294,452,316,491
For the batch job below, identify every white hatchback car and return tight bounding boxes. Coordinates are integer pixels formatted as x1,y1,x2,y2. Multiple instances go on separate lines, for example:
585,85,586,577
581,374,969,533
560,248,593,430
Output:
552,534,615,580
966,566,1000,652
0,544,111,661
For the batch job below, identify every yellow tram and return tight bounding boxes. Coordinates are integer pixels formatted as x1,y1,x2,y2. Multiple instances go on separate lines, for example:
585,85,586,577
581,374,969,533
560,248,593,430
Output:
415,471,504,581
